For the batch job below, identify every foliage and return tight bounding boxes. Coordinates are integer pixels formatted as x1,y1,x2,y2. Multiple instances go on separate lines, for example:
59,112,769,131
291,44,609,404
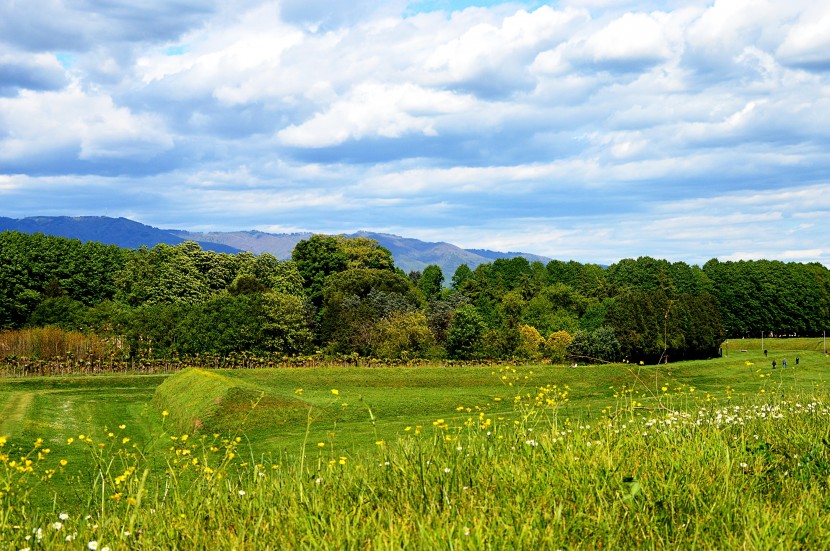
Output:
567,326,621,363
446,305,487,359
545,330,573,362
336,235,396,272
516,324,544,360
450,264,473,291
4,230,830,361
319,269,420,355
375,311,436,359
0,231,126,328
418,264,444,300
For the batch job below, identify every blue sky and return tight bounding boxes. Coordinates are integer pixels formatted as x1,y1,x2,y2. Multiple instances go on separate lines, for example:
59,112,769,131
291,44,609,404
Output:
1,0,829,265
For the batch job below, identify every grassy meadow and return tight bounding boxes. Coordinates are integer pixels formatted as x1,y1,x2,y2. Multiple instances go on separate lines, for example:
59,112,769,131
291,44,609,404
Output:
1,339,830,548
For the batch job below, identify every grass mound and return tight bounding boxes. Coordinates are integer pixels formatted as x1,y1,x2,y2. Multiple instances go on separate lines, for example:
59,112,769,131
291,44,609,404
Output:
152,368,308,433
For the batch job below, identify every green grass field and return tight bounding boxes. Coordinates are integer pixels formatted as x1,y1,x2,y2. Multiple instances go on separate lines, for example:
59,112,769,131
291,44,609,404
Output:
2,340,830,548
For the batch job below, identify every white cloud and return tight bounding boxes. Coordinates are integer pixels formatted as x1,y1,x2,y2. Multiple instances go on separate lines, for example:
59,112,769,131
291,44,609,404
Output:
1,0,829,266
777,6,830,69
583,12,674,66
277,82,475,147
0,83,173,162
425,7,586,82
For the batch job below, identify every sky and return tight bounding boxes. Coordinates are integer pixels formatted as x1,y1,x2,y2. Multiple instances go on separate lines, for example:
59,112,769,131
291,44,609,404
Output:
1,0,829,266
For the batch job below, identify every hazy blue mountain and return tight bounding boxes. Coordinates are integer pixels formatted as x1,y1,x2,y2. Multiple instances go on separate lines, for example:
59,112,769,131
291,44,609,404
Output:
169,230,311,258
0,216,551,277
0,216,242,254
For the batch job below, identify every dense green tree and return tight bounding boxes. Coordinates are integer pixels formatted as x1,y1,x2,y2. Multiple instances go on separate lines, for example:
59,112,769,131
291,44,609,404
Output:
375,311,435,359
337,236,396,271
490,257,532,294
545,330,573,362
418,265,444,300
426,293,468,346
521,283,582,335
546,260,608,298
114,243,210,307
121,303,182,359
26,296,88,332
175,295,264,355
568,326,621,363
292,235,349,307
451,264,474,291
446,305,487,359
260,292,314,355
517,324,544,360
0,231,125,328
318,268,419,354
605,290,723,362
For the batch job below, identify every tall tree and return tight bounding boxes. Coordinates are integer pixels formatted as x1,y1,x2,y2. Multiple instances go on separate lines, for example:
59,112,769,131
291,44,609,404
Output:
418,265,444,300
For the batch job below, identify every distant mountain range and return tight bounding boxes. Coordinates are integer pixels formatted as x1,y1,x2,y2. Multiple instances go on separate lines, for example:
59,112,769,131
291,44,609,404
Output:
0,216,551,277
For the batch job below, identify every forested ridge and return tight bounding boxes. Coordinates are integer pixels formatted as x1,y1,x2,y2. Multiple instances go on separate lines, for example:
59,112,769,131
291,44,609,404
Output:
1,230,828,364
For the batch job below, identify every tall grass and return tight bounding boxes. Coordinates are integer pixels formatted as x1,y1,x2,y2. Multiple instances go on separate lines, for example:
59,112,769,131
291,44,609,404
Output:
2,380,830,548
0,327,118,361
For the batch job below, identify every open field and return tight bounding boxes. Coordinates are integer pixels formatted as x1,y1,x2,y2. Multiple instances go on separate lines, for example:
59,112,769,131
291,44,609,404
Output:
4,348,829,457
2,342,830,547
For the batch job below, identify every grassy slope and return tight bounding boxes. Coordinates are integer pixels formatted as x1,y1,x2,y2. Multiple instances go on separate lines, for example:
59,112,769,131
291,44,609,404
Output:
3,345,827,458
2,343,830,546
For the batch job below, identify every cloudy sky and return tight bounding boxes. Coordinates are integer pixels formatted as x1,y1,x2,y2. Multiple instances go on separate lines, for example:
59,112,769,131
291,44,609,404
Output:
1,1,829,265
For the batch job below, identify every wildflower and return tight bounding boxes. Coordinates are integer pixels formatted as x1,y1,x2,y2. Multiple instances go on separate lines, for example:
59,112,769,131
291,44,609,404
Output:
331,389,339,395
162,411,169,417
60,459,68,467
317,442,325,448
52,522,63,530
464,527,471,536
88,542,99,550
295,388,303,395
59,513,69,520
375,440,385,446
238,490,246,496
443,467,451,473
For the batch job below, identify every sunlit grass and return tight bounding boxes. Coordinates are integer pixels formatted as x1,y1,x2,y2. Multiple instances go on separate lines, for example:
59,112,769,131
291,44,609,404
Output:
2,347,830,547
2,383,830,548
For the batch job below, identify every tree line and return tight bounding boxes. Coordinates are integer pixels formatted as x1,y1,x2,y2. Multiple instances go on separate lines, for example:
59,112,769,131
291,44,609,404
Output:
1,230,828,363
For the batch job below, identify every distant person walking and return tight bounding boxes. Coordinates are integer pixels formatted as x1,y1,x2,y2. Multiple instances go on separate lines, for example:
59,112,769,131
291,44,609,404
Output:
783,358,788,368
772,360,777,369
764,349,768,357
796,357,800,366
